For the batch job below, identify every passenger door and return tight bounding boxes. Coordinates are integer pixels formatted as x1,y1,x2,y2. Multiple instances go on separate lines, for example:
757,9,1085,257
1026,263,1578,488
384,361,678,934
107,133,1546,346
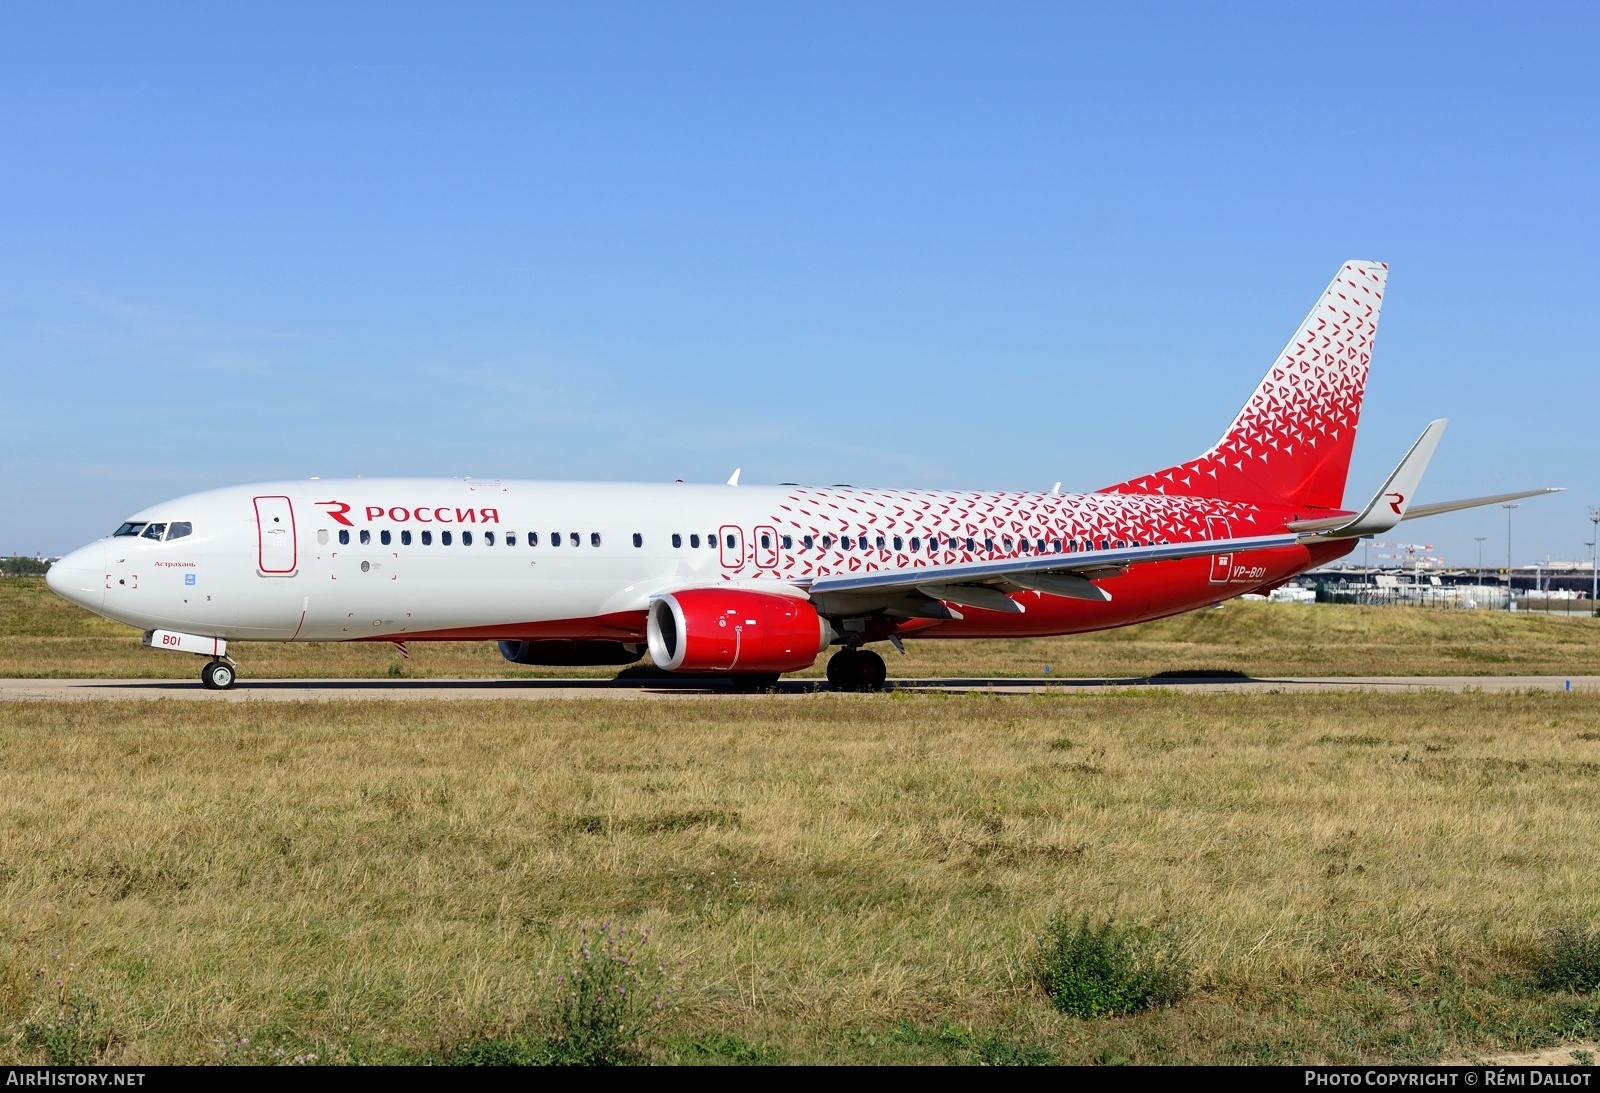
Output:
254,496,299,576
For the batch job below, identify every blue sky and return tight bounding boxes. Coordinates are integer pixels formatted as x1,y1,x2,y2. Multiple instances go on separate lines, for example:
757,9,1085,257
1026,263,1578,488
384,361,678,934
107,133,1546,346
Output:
3,3,1596,566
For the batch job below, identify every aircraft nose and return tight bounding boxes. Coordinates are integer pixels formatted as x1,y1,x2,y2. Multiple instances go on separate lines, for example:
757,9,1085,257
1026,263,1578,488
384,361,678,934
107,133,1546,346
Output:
46,542,105,614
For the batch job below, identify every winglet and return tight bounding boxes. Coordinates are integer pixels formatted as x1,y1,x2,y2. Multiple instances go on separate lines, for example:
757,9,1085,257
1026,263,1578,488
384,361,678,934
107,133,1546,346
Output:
1290,420,1446,538
727,468,741,487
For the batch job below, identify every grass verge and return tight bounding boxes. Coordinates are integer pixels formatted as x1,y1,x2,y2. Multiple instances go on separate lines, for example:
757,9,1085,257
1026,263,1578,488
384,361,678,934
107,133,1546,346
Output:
1,690,1599,1063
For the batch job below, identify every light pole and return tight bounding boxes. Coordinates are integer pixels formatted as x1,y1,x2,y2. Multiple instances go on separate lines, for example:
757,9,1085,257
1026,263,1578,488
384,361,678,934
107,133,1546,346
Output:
1589,507,1600,614
1503,503,1519,611
1474,536,1486,579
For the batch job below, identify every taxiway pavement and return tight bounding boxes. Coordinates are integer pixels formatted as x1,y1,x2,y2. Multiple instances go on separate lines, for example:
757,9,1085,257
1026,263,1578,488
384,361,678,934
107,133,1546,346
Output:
3,675,1598,701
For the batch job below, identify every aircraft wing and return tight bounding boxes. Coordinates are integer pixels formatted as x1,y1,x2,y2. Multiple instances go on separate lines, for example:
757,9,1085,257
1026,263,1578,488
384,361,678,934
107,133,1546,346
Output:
801,532,1299,615
1395,488,1564,522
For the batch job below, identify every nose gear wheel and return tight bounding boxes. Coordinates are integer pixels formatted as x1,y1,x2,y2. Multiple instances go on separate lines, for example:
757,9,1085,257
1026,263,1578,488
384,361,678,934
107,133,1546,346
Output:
201,660,236,690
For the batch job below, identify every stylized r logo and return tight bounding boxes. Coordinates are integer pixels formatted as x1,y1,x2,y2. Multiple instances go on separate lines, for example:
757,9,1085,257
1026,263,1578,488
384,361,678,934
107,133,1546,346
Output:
315,500,354,527
1386,492,1405,516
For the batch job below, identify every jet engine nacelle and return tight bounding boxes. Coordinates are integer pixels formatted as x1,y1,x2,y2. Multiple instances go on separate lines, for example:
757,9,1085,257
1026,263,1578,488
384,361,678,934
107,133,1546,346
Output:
498,639,645,666
647,589,834,674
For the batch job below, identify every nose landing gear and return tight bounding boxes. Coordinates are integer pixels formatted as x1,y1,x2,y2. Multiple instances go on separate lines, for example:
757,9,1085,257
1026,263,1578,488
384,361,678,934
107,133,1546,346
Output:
200,659,237,690
825,647,887,692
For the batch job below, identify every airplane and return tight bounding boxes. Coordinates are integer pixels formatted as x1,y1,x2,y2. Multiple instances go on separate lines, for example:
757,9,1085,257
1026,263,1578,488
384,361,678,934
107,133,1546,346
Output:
45,261,1558,691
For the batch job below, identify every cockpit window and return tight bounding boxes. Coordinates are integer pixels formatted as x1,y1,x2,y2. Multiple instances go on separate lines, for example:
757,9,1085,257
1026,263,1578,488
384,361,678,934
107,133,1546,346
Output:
114,522,148,537
166,522,192,541
141,523,167,540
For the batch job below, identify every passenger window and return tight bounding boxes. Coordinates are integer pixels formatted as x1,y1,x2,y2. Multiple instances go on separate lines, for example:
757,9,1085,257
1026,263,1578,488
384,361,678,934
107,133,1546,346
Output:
725,534,735,549
571,532,581,547
1115,539,1125,549
632,533,643,548
113,523,148,537
142,523,167,540
984,538,994,552
551,532,561,548
909,537,920,551
802,536,814,550
339,529,350,545
690,534,699,548
422,530,433,545
928,536,939,552
442,531,453,546
462,531,473,546
528,532,538,546
760,533,771,549
821,535,833,550
781,535,792,550
166,522,192,541
893,536,903,551
1052,539,1062,553
591,532,601,547
672,533,682,548
841,536,853,550
1099,540,1108,550
965,537,975,552
1003,537,1013,552
317,529,329,545
484,531,495,546
875,536,885,549
402,530,412,546
360,530,371,546
381,530,392,546
506,533,517,546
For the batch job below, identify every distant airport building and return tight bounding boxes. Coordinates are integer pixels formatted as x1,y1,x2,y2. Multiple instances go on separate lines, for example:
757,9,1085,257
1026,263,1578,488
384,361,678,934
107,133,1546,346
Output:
1303,561,1594,613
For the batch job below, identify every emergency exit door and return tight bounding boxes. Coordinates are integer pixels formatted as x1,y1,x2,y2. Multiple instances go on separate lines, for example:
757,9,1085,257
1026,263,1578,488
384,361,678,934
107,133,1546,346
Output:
718,524,745,570
1206,515,1232,585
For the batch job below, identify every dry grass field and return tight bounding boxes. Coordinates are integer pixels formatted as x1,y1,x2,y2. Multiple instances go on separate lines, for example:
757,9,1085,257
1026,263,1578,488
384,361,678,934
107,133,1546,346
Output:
4,576,1600,680
2,691,1600,1064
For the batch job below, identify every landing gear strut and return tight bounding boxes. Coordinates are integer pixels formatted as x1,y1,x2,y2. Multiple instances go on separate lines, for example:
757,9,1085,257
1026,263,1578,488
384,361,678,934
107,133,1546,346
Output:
826,647,887,692
200,659,236,690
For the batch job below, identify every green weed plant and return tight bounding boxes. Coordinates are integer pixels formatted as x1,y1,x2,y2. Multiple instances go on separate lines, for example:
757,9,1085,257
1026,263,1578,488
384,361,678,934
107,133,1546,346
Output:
1532,926,1600,994
1035,915,1190,1018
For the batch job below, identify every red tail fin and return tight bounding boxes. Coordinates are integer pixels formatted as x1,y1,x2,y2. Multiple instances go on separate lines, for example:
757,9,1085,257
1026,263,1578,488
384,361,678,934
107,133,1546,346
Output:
1102,260,1388,511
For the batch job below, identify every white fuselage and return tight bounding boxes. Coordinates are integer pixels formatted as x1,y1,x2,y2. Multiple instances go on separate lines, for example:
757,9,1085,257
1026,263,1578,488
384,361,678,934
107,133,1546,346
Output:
47,476,1300,646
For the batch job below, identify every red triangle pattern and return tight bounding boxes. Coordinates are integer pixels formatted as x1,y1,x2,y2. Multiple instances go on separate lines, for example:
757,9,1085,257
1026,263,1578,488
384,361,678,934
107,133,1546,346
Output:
1104,262,1387,510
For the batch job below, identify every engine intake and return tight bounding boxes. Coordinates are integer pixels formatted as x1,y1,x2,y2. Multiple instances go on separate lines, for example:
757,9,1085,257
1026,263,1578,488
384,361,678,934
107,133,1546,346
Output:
498,639,645,666
647,589,833,674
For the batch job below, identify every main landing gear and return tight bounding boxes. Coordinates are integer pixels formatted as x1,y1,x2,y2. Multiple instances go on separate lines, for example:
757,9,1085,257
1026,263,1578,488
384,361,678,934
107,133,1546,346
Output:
200,659,237,691
826,647,887,692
